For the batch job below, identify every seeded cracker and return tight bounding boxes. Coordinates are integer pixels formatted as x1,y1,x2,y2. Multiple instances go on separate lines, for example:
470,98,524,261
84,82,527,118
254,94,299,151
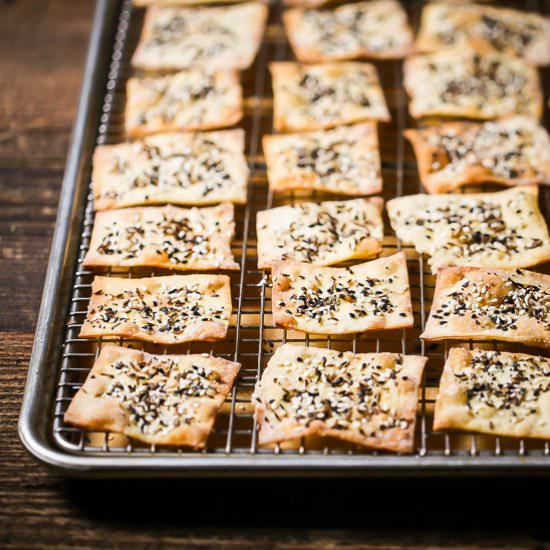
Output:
404,50,543,120
422,267,550,349
83,203,239,271
284,1,412,63
434,348,550,440
80,275,232,345
125,68,242,137
283,0,332,7
134,0,251,4
415,3,550,66
92,130,248,210
132,3,268,71
404,117,550,194
270,62,390,132
253,344,427,452
387,185,550,274
271,252,413,335
263,123,382,196
256,197,384,269
64,345,240,448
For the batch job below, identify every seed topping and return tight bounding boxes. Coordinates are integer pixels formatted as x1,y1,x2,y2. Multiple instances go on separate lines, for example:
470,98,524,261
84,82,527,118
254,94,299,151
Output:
100,136,238,203
429,5,545,58
282,129,379,192
400,195,543,259
95,209,231,267
264,201,381,264
146,11,235,63
454,351,550,418
435,271,550,330
296,2,409,57
102,356,223,435
86,283,226,336
258,351,412,435
426,121,546,181
277,271,396,324
283,65,384,124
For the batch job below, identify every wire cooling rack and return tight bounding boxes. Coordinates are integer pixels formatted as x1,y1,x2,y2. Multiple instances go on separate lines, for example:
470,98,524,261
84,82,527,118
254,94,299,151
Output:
20,0,550,475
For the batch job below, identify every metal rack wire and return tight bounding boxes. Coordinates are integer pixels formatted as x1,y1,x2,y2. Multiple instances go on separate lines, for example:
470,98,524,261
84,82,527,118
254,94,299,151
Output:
51,0,550,462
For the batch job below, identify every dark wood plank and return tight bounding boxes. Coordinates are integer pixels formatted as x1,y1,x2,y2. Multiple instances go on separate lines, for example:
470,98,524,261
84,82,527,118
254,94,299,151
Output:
0,0,93,164
0,166,62,332
1,1,550,548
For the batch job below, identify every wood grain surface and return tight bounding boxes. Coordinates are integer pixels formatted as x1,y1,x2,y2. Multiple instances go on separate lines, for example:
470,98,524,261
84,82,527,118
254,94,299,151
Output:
1,1,550,549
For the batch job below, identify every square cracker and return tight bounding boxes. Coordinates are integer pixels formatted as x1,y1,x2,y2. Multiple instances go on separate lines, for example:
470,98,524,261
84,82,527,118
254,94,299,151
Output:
131,3,268,71
64,344,240,448
434,348,550,440
415,3,550,66
422,267,550,349
80,274,232,345
283,1,412,63
270,62,390,132
387,185,550,274
283,0,332,7
403,50,543,120
256,197,384,269
271,252,413,335
404,116,550,194
83,203,239,271
134,0,250,5
133,0,251,4
125,69,242,137
253,344,427,453
263,122,382,196
92,130,248,210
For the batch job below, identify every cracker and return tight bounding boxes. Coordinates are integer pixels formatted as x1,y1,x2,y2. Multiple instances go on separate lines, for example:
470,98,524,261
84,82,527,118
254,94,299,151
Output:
434,348,550,440
284,1,412,62
92,130,248,210
125,69,242,137
270,61,390,132
283,0,332,7
415,3,550,66
271,252,413,335
135,0,250,5
403,50,543,120
83,203,239,271
64,344,240,448
253,344,427,452
387,185,550,274
404,117,550,194
263,122,382,196
80,274,232,344
132,3,268,71
256,197,384,269
422,267,550,349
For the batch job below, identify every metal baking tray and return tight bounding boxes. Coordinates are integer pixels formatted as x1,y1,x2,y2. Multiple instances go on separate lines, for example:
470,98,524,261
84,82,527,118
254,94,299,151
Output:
19,0,550,476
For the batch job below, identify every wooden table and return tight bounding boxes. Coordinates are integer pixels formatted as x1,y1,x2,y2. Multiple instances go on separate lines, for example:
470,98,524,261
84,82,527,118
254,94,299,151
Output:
1,1,550,548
